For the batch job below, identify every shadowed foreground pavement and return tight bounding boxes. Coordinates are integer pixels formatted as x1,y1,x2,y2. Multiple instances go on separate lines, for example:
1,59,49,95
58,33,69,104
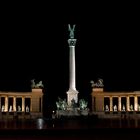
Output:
1,128,140,140
1,117,140,139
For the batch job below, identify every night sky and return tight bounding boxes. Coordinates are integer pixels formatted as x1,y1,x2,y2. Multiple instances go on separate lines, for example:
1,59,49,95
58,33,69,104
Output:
0,3,139,110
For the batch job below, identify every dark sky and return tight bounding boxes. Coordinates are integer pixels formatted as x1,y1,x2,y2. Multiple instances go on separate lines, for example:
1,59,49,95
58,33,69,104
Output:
0,3,140,104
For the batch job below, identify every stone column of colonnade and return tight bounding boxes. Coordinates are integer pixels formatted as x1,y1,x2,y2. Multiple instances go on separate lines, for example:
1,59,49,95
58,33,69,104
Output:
118,96,121,111
135,96,138,111
13,97,16,111
110,97,113,111
127,96,130,111
5,96,8,111
22,97,25,112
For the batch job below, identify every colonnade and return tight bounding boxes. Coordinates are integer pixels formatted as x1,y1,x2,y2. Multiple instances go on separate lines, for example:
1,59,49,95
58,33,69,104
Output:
104,96,140,112
0,96,31,112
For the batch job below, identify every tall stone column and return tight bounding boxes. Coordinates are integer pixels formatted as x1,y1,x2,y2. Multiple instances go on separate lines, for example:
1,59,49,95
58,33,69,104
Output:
67,24,78,106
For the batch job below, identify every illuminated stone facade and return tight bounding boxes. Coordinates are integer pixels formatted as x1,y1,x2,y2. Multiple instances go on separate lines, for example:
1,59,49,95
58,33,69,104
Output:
91,87,140,118
0,88,43,119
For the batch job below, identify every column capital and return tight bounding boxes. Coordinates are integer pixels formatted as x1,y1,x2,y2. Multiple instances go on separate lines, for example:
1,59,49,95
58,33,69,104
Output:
68,39,77,46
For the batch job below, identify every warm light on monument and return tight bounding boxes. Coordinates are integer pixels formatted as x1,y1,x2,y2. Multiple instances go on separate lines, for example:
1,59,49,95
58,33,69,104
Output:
0,79,43,119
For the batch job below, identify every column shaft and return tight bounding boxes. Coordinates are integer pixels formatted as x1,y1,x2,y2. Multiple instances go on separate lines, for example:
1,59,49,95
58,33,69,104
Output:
67,38,78,106
110,97,113,111
22,97,25,112
127,96,130,111
13,97,16,111
135,96,138,111
69,46,76,90
118,96,121,111
5,96,8,112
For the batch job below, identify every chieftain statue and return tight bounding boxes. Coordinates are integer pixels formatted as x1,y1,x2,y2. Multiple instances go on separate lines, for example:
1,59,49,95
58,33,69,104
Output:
90,78,104,88
31,79,44,88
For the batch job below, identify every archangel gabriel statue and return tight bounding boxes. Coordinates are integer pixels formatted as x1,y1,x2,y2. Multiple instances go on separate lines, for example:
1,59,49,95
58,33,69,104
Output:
68,24,76,39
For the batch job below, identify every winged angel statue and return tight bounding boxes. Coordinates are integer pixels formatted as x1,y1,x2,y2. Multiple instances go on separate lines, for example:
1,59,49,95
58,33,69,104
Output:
68,24,76,39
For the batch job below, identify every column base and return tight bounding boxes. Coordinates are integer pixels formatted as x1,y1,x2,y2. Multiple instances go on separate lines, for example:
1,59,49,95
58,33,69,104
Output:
67,89,78,106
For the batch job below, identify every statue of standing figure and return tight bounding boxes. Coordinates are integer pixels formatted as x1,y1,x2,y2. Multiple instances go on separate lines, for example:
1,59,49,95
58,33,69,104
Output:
68,24,76,39
122,104,125,111
56,97,68,110
9,105,12,112
113,105,117,111
130,104,133,111
2,105,5,112
105,105,109,111
18,105,21,112
26,106,29,112
79,99,88,110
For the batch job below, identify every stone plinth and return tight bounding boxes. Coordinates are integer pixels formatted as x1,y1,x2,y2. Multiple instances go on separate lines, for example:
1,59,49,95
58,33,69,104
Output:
56,108,89,118
67,89,78,106
92,88,103,92
32,88,42,93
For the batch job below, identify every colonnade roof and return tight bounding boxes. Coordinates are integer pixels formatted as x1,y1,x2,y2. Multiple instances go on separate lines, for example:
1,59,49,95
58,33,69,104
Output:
0,91,32,93
103,91,140,93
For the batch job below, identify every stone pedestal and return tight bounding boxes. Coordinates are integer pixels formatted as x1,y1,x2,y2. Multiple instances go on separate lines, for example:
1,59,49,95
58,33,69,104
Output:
67,89,78,106
81,110,89,116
